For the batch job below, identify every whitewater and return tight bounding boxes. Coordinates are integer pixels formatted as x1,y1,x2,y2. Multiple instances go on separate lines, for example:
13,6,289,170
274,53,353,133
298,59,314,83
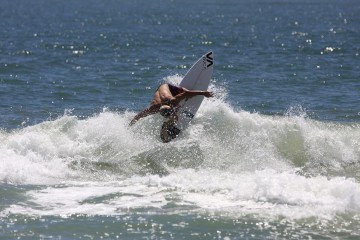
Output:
2,81,360,225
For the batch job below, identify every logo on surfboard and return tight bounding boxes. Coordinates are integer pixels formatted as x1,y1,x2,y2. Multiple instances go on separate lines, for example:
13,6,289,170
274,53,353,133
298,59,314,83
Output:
203,52,213,69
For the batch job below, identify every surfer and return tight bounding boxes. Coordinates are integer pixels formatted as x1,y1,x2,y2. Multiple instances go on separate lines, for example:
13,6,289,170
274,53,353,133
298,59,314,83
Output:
129,83,213,126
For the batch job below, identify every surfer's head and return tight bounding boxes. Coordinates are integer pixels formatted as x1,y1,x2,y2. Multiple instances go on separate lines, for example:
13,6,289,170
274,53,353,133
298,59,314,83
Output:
159,105,175,118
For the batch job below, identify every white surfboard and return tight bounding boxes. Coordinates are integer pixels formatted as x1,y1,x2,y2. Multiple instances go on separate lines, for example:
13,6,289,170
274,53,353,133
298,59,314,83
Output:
161,51,214,142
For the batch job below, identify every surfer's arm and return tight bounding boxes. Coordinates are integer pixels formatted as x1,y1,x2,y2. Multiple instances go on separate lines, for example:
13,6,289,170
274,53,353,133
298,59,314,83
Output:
129,105,160,126
170,90,213,105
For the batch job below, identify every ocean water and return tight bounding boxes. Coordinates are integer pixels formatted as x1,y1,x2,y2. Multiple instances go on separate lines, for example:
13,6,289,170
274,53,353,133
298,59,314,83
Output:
1,0,360,239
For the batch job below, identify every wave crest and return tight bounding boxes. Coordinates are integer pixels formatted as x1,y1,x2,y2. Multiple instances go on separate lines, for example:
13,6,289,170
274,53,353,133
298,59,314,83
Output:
1,96,359,184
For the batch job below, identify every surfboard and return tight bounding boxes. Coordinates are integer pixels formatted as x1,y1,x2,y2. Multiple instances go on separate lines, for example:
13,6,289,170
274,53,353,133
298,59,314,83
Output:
161,51,214,142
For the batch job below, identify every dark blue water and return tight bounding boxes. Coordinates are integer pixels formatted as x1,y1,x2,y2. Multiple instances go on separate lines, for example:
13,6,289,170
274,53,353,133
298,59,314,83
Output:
1,0,360,239
1,0,359,129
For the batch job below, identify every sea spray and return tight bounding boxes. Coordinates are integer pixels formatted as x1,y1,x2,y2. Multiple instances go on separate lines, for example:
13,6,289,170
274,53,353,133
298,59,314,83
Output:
1,84,360,222
1,94,360,184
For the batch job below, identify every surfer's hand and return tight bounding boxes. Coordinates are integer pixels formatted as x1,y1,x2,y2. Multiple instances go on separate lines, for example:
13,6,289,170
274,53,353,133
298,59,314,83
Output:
203,91,214,98
129,119,137,126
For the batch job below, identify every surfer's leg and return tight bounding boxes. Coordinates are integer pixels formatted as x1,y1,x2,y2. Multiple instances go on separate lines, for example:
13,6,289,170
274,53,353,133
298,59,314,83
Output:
160,121,180,143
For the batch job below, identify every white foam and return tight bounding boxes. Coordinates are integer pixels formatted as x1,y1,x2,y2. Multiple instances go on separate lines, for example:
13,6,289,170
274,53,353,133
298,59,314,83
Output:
2,83,359,184
1,86,360,220
4,169,360,219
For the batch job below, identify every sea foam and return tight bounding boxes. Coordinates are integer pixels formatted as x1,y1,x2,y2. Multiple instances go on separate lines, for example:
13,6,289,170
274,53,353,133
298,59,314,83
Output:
1,84,360,220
